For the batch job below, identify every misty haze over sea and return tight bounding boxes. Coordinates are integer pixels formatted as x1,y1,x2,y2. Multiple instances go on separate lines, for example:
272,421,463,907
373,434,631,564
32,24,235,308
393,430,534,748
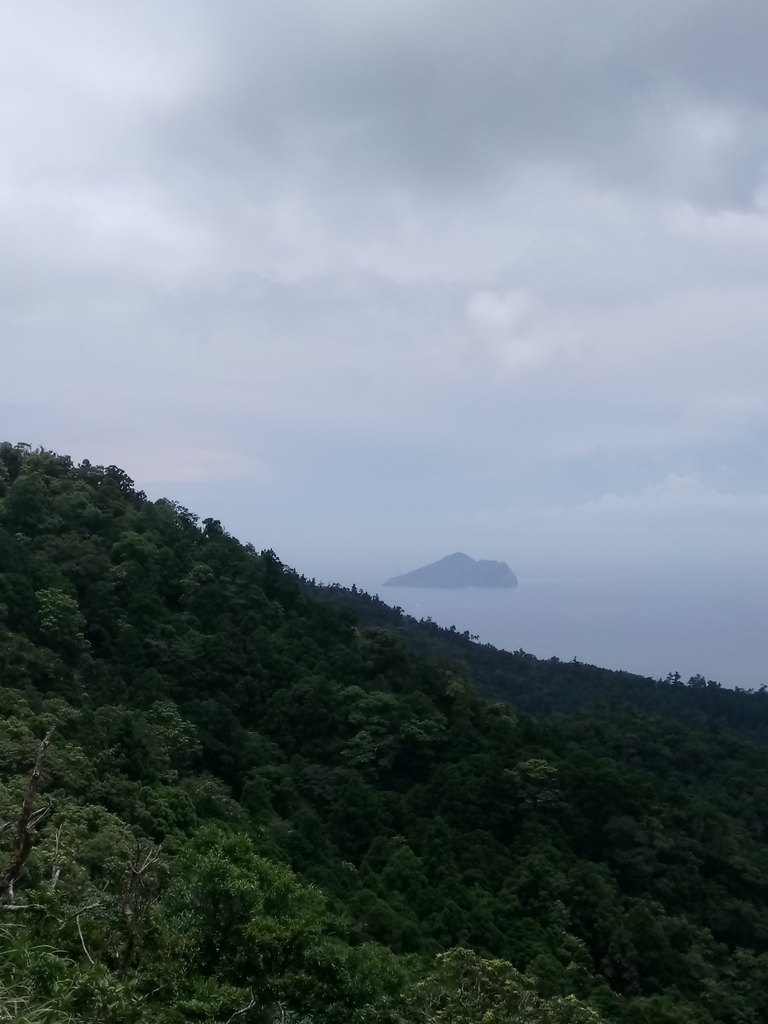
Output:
357,571,768,691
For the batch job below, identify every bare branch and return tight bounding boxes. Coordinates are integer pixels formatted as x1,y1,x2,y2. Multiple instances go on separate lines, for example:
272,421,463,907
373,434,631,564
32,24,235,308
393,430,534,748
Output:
122,842,161,927
75,900,103,915
20,730,53,820
77,914,95,965
28,807,49,830
51,825,62,890
0,729,54,901
225,992,256,1024
119,842,162,972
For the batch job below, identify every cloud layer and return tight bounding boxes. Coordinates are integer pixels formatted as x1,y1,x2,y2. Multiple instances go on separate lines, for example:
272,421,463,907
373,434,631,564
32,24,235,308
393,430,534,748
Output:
1,0,767,582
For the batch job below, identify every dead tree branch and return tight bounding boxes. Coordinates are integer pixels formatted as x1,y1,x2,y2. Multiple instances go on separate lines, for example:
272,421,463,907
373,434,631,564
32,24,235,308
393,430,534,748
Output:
50,825,62,890
76,913,95,965
225,992,256,1023
0,729,54,901
119,842,161,971
122,844,161,929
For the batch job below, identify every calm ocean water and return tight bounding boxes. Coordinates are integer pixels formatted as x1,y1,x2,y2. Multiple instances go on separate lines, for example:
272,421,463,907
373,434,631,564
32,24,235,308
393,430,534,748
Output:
360,574,768,691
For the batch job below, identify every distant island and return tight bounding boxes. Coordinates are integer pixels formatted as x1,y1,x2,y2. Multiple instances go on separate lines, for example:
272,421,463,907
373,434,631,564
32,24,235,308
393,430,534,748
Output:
383,551,518,589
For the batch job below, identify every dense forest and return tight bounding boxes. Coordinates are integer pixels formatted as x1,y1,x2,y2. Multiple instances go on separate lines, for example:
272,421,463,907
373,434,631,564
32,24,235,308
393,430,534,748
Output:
2,442,768,1023
312,585,768,745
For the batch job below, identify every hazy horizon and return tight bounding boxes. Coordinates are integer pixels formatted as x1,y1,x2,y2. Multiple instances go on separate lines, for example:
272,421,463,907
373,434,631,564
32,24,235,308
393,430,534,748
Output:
138,476,768,690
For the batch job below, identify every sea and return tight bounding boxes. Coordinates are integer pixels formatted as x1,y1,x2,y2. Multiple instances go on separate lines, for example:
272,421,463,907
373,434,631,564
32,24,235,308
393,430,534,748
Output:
356,573,768,691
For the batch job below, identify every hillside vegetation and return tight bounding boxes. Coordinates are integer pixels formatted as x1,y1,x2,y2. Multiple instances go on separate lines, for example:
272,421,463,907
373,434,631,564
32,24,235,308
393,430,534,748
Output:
2,443,768,1023
314,584,768,745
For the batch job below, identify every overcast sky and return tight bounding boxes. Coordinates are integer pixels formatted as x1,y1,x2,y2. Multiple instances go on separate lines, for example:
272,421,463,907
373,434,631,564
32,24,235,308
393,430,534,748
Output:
1,0,767,585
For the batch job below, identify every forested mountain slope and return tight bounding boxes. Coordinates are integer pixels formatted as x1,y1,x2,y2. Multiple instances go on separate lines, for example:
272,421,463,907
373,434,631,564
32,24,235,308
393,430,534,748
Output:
313,584,768,745
1,443,768,1023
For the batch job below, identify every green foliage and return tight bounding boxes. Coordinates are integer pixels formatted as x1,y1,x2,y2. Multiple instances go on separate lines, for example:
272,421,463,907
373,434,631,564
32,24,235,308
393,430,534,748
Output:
0,924,139,1023
36,588,89,658
2,442,768,1022
402,947,603,1023
316,583,768,745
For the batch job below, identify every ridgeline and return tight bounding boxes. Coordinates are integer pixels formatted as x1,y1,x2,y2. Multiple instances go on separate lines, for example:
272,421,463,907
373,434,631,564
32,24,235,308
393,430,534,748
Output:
1,442,768,1024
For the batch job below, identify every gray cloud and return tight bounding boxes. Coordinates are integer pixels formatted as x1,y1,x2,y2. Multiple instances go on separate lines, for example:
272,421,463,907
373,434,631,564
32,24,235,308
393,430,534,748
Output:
0,0,767,590
183,0,768,202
